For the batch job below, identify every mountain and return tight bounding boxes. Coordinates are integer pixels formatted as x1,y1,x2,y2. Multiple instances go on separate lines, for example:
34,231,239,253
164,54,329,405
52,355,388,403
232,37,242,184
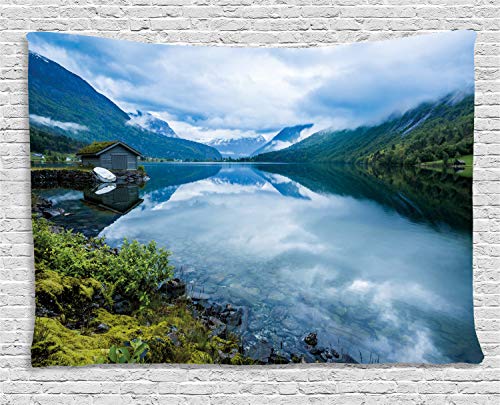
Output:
28,52,221,161
206,136,267,158
30,126,88,154
128,110,178,138
254,93,474,166
251,124,314,156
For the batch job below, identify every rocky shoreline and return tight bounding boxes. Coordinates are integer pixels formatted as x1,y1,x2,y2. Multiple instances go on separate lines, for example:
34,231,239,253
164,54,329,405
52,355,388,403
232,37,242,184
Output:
32,178,359,365
190,297,358,364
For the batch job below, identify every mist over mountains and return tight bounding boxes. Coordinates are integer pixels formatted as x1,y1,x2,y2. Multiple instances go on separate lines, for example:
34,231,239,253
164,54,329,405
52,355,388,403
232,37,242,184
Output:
251,124,314,156
205,136,267,158
254,91,474,165
127,111,178,138
28,50,474,166
28,52,221,161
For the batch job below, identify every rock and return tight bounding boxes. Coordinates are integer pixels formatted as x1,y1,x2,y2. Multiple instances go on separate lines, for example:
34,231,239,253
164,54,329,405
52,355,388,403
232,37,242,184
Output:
309,346,324,356
113,294,132,314
42,208,64,219
304,332,318,347
159,278,186,299
268,349,290,364
246,340,273,363
291,353,304,363
342,353,359,364
167,332,181,346
95,323,110,333
224,307,242,327
208,316,224,328
191,292,211,301
209,324,227,339
216,347,240,363
320,349,333,362
32,169,145,190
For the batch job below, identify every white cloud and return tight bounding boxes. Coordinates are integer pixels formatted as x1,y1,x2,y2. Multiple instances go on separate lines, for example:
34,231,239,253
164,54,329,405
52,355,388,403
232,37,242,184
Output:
28,31,475,138
154,111,275,142
29,114,89,133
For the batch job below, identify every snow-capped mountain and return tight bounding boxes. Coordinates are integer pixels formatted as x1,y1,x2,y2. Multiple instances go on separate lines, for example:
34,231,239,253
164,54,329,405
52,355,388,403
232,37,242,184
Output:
206,135,267,158
251,124,314,156
127,110,178,138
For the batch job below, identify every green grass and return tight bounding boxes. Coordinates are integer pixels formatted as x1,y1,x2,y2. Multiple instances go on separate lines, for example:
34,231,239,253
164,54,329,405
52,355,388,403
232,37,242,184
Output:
77,141,117,155
31,153,45,162
420,154,473,178
460,154,473,166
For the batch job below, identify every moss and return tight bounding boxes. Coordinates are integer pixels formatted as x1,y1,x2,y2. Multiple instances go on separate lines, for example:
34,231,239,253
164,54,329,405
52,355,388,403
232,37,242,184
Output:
32,317,109,367
36,269,110,326
76,141,118,155
229,353,248,365
33,304,252,366
32,217,253,366
190,350,213,364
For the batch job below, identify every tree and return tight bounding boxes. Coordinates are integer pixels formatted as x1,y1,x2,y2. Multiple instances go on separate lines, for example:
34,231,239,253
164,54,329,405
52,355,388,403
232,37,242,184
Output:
442,151,449,167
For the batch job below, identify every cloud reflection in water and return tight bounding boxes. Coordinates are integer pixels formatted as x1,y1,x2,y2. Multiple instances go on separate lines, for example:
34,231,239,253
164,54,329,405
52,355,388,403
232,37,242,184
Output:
100,164,480,363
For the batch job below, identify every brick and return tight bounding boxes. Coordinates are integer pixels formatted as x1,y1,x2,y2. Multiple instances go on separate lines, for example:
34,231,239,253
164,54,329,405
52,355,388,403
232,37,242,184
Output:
0,1,499,403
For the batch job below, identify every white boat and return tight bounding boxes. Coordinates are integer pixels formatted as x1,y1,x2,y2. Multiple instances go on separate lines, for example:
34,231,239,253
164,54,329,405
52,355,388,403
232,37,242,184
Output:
94,183,117,195
93,167,116,183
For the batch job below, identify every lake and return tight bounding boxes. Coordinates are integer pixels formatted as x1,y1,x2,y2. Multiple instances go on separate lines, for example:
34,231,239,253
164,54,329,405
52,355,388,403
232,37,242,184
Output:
34,163,483,364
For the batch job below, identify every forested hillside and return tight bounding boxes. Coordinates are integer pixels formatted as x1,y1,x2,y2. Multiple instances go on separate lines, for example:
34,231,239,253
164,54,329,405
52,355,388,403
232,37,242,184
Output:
254,94,473,166
30,127,88,154
29,52,221,161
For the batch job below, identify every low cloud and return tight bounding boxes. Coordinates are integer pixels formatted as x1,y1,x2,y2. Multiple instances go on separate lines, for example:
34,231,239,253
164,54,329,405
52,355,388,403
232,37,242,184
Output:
155,111,275,142
30,114,89,133
28,31,475,137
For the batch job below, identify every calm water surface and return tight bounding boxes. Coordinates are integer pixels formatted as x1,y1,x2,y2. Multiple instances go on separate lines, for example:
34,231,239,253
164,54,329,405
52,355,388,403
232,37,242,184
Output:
36,163,483,364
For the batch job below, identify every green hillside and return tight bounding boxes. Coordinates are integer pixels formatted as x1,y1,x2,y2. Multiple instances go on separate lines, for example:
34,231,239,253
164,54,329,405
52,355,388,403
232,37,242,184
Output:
28,52,221,161
30,127,88,154
254,94,474,166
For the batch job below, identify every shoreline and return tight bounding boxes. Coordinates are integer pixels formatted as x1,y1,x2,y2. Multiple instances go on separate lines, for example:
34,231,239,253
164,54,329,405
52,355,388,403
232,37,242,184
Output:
32,194,360,365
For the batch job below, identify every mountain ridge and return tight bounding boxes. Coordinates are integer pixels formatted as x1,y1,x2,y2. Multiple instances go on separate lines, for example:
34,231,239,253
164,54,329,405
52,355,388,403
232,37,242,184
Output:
253,93,474,166
206,135,267,158
127,110,178,138
251,123,314,156
28,51,221,161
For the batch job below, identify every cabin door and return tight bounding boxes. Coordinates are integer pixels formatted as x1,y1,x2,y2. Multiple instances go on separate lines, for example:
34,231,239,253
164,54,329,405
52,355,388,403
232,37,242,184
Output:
111,154,127,170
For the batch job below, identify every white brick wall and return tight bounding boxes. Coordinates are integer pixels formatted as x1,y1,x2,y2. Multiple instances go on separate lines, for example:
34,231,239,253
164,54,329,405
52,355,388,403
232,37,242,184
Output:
0,0,499,403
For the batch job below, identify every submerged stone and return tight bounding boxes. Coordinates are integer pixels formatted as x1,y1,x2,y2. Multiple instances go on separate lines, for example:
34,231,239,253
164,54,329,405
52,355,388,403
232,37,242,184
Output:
304,332,318,347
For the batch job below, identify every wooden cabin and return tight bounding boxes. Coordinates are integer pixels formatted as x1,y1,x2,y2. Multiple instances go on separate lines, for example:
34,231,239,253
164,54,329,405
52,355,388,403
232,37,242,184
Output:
76,141,142,171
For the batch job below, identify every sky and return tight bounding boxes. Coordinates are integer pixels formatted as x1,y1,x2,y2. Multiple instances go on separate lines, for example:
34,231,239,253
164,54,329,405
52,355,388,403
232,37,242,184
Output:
27,31,476,142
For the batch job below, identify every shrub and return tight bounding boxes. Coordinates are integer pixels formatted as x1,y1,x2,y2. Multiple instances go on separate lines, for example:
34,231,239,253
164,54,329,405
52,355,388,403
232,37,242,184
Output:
31,217,253,366
114,239,174,308
33,217,173,310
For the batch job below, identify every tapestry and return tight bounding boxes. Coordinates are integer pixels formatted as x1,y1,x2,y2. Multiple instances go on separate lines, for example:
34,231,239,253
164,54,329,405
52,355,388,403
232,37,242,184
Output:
28,31,482,366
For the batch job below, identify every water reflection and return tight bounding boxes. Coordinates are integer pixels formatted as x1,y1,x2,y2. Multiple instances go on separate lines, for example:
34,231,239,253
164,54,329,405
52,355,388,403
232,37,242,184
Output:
34,163,482,364
83,184,143,215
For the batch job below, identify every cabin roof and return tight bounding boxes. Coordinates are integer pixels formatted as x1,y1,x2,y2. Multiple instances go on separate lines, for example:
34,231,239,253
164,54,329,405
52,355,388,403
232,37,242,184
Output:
76,141,143,157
